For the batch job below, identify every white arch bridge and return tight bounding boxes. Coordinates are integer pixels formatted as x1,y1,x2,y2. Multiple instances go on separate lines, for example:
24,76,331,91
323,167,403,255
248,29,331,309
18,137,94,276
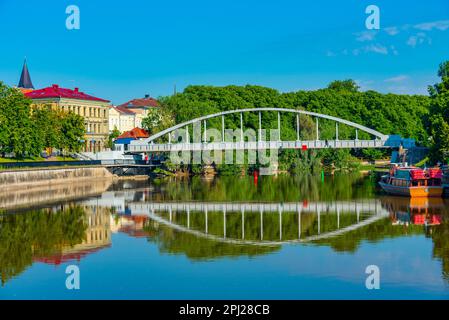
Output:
129,108,413,153
128,199,391,246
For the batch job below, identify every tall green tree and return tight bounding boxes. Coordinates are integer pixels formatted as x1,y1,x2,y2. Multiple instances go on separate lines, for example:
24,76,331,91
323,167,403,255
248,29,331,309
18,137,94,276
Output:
428,61,449,163
0,82,39,158
32,107,61,150
59,112,86,153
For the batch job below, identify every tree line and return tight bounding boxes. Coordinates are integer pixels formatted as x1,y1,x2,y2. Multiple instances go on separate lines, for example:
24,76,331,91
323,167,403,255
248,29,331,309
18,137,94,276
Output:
0,82,86,159
142,61,449,170
428,61,449,163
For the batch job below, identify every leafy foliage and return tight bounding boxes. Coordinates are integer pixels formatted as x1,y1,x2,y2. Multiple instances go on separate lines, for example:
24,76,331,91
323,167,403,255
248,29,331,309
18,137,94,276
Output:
106,126,121,148
0,206,87,285
428,61,449,163
0,83,38,157
141,107,175,135
0,82,86,158
156,83,431,171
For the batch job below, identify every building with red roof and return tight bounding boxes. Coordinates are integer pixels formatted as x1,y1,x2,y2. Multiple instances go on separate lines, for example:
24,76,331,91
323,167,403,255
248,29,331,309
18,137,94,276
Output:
115,95,159,129
25,84,111,152
117,127,150,140
115,127,150,147
118,94,159,109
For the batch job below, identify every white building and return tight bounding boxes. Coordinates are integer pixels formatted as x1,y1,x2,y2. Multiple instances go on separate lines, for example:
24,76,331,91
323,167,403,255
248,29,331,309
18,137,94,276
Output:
108,106,137,133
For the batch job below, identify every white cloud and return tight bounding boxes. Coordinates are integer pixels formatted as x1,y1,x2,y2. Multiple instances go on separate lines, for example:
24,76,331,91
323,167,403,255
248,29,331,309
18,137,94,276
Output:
387,86,410,94
414,20,449,31
384,27,400,36
384,75,409,83
406,36,417,47
363,44,388,55
406,32,431,48
338,19,447,58
355,31,377,42
390,45,399,56
355,79,374,91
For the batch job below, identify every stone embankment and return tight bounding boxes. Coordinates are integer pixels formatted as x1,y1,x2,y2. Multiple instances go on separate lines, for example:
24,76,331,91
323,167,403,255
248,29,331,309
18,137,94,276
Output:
0,167,115,209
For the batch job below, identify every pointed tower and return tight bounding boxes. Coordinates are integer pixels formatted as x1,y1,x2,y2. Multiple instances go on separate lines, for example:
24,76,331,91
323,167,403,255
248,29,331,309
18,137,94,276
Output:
18,58,34,89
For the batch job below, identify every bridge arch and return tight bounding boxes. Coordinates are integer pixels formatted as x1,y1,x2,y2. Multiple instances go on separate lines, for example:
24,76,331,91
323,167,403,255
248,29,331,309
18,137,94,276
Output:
140,108,388,144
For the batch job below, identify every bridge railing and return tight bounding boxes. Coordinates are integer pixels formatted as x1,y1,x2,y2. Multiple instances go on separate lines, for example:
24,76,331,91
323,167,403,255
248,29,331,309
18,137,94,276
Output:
129,139,389,152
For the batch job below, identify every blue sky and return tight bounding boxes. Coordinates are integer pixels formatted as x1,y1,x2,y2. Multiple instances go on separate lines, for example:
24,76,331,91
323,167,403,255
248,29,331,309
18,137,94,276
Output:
0,0,448,104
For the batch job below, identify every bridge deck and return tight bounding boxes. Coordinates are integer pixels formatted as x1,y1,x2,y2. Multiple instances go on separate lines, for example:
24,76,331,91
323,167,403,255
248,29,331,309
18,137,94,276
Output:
130,139,391,153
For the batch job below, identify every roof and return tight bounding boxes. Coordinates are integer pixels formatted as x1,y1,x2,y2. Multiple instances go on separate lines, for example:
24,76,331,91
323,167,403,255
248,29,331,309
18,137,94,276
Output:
18,59,34,89
116,127,150,140
114,105,136,115
25,84,110,102
118,96,159,109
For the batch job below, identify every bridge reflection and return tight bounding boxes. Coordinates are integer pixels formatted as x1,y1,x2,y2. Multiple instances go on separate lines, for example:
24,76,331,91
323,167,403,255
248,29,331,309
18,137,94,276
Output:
2,190,449,285
122,200,388,245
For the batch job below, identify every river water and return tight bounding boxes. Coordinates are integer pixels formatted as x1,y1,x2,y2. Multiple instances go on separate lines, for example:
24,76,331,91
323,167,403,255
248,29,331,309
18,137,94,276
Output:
1,174,449,299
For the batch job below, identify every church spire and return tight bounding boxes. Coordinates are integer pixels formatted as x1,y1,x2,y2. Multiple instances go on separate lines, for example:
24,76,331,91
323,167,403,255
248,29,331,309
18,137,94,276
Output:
18,58,34,89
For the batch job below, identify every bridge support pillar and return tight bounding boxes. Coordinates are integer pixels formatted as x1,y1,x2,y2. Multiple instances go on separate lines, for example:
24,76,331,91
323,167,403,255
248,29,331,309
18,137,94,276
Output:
223,208,226,238
205,208,208,234
337,208,340,229
317,207,321,235
296,114,300,141
316,118,319,141
222,116,225,142
241,208,245,240
187,208,190,229
336,123,339,141
278,112,281,141
279,206,283,241
240,113,244,142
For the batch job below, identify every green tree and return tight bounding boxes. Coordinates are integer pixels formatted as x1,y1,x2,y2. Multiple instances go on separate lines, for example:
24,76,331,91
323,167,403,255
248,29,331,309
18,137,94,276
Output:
32,107,61,151
0,82,39,158
428,61,449,163
106,126,121,149
157,84,430,173
327,79,360,92
142,107,175,135
59,112,86,154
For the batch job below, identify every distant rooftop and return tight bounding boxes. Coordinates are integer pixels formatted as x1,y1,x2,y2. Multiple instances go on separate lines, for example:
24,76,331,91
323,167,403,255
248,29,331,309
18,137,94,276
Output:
114,105,136,115
25,84,110,103
118,95,159,109
117,127,150,140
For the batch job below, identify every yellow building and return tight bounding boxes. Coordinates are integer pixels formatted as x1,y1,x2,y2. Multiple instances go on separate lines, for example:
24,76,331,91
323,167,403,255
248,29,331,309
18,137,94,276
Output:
25,84,110,152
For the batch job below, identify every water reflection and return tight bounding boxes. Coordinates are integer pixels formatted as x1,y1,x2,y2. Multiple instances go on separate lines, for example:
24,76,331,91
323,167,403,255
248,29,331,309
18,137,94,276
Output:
1,175,449,288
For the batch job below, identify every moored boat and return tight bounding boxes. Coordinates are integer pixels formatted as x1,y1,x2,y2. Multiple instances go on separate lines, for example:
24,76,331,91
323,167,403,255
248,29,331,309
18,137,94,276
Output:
443,165,449,197
379,166,443,198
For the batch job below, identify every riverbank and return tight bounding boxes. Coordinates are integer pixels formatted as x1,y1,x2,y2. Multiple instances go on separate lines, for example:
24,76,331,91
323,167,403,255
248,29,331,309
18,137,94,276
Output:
0,167,114,190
